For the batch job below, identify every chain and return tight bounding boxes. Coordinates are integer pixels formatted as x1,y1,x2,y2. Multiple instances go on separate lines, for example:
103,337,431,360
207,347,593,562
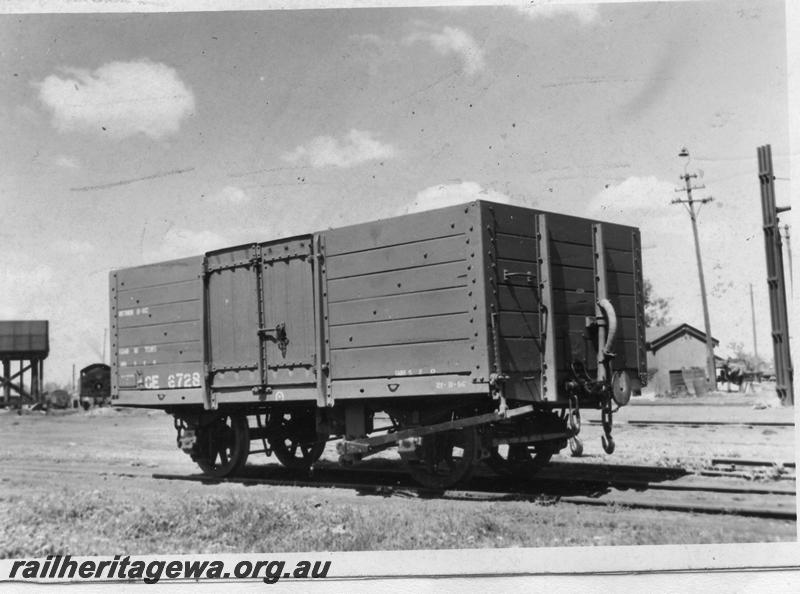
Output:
567,393,581,435
601,398,615,454
173,417,185,448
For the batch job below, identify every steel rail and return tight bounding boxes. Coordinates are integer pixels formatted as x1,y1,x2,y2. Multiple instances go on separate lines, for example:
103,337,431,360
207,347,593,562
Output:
587,419,793,428
5,458,793,519
711,457,795,468
152,470,796,520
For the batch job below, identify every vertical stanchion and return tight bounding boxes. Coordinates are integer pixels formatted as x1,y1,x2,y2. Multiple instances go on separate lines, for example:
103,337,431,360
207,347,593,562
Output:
757,144,793,406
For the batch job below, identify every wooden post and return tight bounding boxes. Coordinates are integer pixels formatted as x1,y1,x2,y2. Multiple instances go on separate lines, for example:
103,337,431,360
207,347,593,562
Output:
31,357,39,405
2,359,8,404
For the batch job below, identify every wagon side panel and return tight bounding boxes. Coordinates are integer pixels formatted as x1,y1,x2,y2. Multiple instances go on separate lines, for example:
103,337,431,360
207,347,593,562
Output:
111,256,206,407
324,203,489,399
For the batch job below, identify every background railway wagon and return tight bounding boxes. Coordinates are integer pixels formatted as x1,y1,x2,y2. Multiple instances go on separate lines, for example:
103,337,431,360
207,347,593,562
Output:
79,363,111,407
110,201,646,409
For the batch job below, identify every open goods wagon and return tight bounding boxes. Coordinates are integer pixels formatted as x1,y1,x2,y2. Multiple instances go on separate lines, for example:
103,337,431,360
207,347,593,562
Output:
110,201,646,488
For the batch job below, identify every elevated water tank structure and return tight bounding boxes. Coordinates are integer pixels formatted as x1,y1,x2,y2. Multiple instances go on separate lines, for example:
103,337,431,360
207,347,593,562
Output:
0,321,49,407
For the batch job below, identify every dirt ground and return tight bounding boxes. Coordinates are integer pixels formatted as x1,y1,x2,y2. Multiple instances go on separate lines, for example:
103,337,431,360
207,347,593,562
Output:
0,384,795,556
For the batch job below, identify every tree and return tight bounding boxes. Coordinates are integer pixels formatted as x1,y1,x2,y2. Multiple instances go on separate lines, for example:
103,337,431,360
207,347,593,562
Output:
726,341,767,373
644,278,672,327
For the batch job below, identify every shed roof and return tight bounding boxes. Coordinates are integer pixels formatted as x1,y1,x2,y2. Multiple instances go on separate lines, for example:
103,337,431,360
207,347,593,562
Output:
646,323,719,352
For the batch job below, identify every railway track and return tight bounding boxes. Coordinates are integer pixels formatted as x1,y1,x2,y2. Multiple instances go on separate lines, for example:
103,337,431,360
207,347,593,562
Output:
150,461,796,521
587,419,794,428
4,457,794,520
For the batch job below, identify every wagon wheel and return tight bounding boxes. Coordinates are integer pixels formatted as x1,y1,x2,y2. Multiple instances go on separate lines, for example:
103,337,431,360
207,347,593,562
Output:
486,442,554,476
407,426,478,490
192,414,250,477
267,411,326,470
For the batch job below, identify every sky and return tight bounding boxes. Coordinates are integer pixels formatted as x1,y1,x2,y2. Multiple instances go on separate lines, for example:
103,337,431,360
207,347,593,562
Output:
0,0,794,385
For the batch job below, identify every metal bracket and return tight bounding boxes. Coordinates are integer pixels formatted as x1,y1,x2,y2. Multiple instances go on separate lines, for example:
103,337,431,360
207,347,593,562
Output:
259,322,289,357
536,214,557,401
592,223,610,382
205,258,258,275
502,269,534,283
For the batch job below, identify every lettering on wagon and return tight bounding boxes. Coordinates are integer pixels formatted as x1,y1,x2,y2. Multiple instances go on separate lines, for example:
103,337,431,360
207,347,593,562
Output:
140,373,202,389
119,345,157,356
394,368,436,376
435,380,468,390
118,307,150,317
167,372,202,388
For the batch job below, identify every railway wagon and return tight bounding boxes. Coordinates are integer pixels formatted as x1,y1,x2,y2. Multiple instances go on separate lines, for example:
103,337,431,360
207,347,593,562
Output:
110,201,647,488
79,363,111,408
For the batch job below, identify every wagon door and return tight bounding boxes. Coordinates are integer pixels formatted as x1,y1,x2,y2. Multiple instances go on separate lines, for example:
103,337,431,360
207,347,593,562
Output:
205,245,261,389
259,237,318,387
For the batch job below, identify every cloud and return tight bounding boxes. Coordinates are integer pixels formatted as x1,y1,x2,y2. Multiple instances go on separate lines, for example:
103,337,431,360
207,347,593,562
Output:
53,239,94,255
587,176,767,359
35,60,195,139
587,175,679,225
408,181,514,213
54,154,81,169
283,129,396,169
404,26,485,76
515,3,600,25
0,260,56,318
143,227,231,263
207,185,251,204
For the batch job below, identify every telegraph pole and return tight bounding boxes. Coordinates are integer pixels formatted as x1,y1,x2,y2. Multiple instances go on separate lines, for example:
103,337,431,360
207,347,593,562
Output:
749,283,758,361
673,147,717,390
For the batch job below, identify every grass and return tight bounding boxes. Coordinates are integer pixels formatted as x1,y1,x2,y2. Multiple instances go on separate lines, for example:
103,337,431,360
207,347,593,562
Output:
0,478,793,557
0,401,794,556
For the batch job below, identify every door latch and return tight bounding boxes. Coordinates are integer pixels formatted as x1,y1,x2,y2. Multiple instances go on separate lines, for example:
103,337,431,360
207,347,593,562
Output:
258,322,289,357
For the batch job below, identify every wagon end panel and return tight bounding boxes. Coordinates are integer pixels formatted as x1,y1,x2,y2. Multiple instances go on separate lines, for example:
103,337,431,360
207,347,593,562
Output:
601,222,648,390
545,214,646,397
110,256,206,407
323,203,489,400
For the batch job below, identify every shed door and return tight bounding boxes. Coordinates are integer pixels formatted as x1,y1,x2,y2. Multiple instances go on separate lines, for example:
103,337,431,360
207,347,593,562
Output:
260,238,317,386
668,370,685,391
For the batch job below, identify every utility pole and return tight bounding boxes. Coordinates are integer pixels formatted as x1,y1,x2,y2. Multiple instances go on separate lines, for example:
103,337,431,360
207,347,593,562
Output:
749,283,758,361
673,147,717,391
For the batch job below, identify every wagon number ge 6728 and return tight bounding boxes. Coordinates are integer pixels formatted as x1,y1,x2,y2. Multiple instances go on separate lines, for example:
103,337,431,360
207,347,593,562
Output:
167,372,202,388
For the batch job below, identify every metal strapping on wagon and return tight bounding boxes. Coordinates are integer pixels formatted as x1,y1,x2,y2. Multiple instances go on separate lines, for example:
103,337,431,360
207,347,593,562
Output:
337,404,540,460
